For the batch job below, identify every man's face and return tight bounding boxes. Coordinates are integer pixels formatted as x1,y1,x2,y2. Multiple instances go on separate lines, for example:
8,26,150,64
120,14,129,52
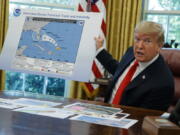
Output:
133,33,162,62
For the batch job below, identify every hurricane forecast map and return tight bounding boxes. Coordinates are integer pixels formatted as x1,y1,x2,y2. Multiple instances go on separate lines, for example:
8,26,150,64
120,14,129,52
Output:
0,8,103,81
13,16,84,75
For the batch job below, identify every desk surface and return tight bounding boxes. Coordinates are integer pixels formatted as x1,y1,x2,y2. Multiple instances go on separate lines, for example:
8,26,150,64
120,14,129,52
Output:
0,91,163,135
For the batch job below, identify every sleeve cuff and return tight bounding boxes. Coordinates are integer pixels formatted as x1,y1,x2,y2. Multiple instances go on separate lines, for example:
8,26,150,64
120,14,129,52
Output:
96,47,105,56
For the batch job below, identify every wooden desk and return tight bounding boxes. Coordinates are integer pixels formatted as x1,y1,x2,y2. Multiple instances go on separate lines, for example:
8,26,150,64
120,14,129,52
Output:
0,91,163,135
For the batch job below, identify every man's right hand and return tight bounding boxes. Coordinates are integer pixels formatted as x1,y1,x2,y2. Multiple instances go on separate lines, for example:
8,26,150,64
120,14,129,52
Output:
95,36,104,50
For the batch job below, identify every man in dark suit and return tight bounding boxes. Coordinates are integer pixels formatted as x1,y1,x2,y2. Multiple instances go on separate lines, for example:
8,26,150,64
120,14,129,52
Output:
95,21,174,111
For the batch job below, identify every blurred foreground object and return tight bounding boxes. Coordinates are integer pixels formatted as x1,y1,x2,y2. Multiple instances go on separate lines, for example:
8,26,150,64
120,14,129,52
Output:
142,116,180,135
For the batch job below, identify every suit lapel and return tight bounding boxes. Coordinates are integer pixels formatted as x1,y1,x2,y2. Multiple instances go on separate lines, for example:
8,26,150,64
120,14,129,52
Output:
114,54,134,80
125,55,161,91
125,71,147,91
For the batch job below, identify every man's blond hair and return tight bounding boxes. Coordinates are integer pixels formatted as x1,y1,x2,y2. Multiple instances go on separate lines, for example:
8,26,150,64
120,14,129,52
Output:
134,21,164,45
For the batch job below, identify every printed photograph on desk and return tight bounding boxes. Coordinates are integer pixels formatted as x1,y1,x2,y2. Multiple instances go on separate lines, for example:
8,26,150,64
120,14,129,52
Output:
14,106,75,119
70,115,138,129
63,102,122,117
0,98,24,109
12,98,61,107
111,112,130,121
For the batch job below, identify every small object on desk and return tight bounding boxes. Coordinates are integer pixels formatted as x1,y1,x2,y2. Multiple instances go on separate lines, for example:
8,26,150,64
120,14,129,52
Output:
168,99,180,126
142,116,180,135
160,112,170,119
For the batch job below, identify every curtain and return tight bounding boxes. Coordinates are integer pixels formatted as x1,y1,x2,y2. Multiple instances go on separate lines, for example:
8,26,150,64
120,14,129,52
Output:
69,0,143,99
107,0,142,59
69,81,83,99
0,0,9,90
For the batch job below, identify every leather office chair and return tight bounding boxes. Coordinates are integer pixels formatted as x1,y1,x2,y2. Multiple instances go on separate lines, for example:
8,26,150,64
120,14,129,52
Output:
160,48,180,112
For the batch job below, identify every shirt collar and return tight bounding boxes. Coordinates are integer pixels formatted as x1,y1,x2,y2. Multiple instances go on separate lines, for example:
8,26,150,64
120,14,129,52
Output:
138,54,159,70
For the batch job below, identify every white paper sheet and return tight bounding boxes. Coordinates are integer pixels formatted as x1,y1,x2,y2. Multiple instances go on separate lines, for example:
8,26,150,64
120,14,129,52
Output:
63,102,123,117
0,8,102,82
0,98,23,109
13,98,61,107
70,115,138,129
14,107,75,119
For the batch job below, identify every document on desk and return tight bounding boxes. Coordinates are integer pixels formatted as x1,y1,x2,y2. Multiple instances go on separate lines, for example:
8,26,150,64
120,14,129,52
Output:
12,98,61,107
0,98,23,109
63,102,123,117
0,8,102,82
70,115,138,129
14,107,75,119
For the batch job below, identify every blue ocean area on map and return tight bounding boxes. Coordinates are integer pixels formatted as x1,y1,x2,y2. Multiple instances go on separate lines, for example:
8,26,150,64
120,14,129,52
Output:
17,21,84,63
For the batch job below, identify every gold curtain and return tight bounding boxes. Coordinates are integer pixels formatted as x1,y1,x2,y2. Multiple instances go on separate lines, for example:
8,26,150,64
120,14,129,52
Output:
0,0,9,90
107,0,142,59
69,0,143,99
69,81,83,99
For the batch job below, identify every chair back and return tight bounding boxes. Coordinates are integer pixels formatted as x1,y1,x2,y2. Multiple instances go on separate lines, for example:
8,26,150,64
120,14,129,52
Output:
160,48,180,112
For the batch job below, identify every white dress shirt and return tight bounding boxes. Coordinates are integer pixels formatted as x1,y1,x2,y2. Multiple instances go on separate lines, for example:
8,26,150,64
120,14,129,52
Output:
109,54,159,103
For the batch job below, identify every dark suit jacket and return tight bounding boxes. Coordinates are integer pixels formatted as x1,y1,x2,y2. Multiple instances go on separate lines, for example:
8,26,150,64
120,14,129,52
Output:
96,47,174,111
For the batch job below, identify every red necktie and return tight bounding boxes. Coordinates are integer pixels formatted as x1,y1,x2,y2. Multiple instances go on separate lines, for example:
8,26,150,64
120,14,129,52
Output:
112,60,139,104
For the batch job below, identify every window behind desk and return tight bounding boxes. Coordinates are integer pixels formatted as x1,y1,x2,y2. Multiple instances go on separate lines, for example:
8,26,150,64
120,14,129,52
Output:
143,0,180,48
5,0,78,97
